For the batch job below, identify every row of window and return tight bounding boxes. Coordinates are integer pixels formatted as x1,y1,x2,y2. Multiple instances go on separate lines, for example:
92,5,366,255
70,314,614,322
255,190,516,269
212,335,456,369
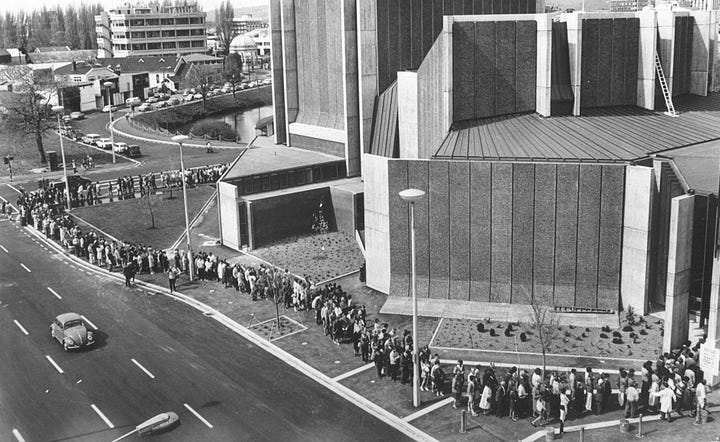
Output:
127,41,205,51
233,163,346,196
125,29,205,39
119,17,204,27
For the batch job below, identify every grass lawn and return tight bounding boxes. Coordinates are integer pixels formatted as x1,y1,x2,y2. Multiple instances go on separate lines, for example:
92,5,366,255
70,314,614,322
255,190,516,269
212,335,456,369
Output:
433,315,663,361
0,130,128,176
71,185,215,249
250,232,364,283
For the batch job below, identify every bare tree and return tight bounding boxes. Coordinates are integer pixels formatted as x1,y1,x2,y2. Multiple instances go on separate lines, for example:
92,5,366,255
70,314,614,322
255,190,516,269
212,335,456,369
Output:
186,64,215,111
223,52,243,97
214,0,236,56
262,267,290,334
0,73,58,164
523,288,560,378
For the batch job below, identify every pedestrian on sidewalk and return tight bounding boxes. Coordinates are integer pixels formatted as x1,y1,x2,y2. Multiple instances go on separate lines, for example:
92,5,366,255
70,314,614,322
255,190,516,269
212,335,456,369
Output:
206,141,212,153
625,381,639,418
694,379,708,425
167,265,179,293
467,375,478,416
559,389,569,434
451,372,464,409
651,382,675,422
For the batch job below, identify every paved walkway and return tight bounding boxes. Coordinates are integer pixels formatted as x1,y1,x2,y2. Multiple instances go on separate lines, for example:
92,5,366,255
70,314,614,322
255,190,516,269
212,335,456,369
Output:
381,296,619,328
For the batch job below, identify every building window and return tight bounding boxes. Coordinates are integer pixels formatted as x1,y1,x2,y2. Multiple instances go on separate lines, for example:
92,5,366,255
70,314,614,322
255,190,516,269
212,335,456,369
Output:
162,42,176,49
132,43,146,51
146,31,160,38
131,31,145,39
190,28,204,36
178,41,191,48
145,18,159,26
129,19,144,27
176,18,189,25
147,42,161,50
176,29,189,36
191,41,204,48
162,30,175,38
72,75,83,82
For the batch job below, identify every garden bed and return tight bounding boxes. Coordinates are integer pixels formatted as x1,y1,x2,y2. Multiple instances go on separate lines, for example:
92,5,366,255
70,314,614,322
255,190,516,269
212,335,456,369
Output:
432,313,663,361
247,315,307,341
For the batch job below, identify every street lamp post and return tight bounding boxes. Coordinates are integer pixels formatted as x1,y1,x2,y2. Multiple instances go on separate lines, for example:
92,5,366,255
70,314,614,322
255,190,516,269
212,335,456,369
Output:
103,81,117,164
399,188,426,408
51,106,72,212
171,135,194,281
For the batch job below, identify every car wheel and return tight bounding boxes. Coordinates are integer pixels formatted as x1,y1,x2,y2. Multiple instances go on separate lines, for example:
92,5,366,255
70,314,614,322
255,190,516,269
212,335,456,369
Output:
63,341,69,352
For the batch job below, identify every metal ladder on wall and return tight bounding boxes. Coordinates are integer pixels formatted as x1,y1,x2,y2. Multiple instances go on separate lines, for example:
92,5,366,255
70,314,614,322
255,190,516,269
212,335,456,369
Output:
655,53,678,117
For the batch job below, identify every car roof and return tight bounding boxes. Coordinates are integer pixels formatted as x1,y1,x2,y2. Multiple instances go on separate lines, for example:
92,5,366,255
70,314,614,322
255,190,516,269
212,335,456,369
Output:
86,133,100,137
56,312,82,323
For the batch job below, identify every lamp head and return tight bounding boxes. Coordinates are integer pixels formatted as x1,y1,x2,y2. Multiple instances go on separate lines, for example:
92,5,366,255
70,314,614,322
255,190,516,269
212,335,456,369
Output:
103,81,114,88
51,105,64,114
399,188,425,203
171,135,189,143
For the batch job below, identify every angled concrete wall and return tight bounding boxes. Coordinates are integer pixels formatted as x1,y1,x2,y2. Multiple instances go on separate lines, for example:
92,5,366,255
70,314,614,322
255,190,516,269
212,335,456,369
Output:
363,154,391,294
689,10,717,96
270,0,287,145
637,9,657,110
280,0,298,135
397,71,419,159
357,0,378,155
218,181,241,251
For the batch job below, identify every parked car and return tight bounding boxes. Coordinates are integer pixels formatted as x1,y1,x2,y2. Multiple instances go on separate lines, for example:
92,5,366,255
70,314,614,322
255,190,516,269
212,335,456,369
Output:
248,81,257,88
167,97,181,106
96,138,113,149
70,111,85,120
183,94,194,102
146,96,159,103
126,145,141,158
50,313,94,351
138,103,152,112
261,78,272,85
102,105,118,113
193,93,203,100
81,133,101,145
49,175,92,191
112,142,129,154
62,115,72,123
126,97,142,107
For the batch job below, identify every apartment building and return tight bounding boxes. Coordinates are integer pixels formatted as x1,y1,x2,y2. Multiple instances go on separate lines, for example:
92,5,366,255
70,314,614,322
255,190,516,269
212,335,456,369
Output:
232,14,267,35
95,2,207,58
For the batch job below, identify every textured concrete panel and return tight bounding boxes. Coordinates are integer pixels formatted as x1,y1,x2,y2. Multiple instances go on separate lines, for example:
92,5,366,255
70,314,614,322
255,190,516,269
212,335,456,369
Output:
453,21,476,121
389,160,410,297
387,0,400,91
516,20,537,113
410,0,423,68
611,19,626,106
512,163,535,303
491,163,513,303
554,164,579,307
376,0,389,93
399,0,412,72
625,18,640,104
496,21,517,115
475,21,496,119
429,161,450,299
596,19,614,107
598,165,625,310
575,165,601,308
422,0,434,56
407,160,430,298
533,164,557,305
316,0,329,115
581,19,599,108
449,162,471,300
470,162,492,301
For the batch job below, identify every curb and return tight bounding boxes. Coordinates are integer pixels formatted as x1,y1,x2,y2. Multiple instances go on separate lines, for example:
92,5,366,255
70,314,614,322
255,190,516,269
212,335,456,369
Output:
17,219,437,442
110,118,248,150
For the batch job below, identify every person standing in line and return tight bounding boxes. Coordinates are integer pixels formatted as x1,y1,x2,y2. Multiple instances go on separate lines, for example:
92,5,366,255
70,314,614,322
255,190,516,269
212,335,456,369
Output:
559,389,570,435
467,375,477,416
585,367,595,414
651,382,675,422
167,265,179,293
625,381,639,418
694,379,708,425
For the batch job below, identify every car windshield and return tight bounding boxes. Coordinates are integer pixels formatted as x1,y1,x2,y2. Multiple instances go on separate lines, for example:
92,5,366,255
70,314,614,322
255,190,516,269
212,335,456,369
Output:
64,319,83,328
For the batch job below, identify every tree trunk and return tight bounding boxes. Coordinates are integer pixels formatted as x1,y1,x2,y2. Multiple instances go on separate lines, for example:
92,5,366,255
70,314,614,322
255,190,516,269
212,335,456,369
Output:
36,130,47,163
275,301,280,333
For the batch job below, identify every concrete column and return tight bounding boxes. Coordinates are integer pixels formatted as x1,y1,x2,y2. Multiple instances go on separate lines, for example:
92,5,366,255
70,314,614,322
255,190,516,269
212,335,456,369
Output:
657,11,677,97
246,200,254,250
563,13,583,116
280,0,298,145
621,166,656,316
269,0,287,144
663,194,694,353
443,16,454,130
637,9,657,110
536,14,552,117
397,71,419,159
341,0,361,177
689,11,714,96
356,0,378,156
363,153,391,294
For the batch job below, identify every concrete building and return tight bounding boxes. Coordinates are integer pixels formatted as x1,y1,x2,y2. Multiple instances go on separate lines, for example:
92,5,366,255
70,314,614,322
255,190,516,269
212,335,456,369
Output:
95,2,207,58
610,0,649,11
232,14,268,35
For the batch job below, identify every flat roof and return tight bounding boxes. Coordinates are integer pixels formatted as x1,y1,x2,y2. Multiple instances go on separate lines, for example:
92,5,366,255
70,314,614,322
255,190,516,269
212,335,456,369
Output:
222,145,343,180
434,93,720,163
666,141,720,195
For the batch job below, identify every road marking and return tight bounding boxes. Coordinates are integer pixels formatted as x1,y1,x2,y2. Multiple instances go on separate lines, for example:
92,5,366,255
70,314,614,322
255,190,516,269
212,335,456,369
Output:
20,263,31,273
81,315,98,330
12,429,25,442
403,397,453,422
7,183,22,194
45,355,64,374
333,363,374,382
47,287,62,300
184,403,213,428
13,320,29,336
90,404,115,429
131,358,155,379
0,244,8,253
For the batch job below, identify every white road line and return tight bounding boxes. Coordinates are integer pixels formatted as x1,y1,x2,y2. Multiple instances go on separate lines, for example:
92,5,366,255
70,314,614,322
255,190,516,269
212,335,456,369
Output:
7,183,22,194
0,244,8,253
20,263,31,273
333,363,374,382
90,404,115,429
47,287,62,300
44,355,64,374
13,320,29,336
183,403,213,428
81,315,98,330
403,397,454,422
12,429,25,442
131,358,155,379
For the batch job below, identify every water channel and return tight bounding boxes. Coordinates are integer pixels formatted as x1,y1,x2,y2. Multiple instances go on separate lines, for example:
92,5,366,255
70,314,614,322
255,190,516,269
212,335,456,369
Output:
179,105,274,142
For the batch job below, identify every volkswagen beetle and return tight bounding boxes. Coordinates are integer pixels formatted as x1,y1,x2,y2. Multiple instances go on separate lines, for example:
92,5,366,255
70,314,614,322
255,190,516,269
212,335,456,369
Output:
50,313,94,351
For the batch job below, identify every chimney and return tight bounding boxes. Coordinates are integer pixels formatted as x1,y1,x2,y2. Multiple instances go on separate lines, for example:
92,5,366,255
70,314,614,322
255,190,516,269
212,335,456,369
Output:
72,61,76,72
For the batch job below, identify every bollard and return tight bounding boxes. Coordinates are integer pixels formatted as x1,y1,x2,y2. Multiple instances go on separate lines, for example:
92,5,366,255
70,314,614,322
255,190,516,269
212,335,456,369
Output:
460,410,466,434
579,426,584,442
635,414,644,438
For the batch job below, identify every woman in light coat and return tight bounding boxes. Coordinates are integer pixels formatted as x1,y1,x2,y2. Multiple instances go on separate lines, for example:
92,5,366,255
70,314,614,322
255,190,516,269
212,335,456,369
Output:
651,384,675,422
479,383,493,415
648,374,660,411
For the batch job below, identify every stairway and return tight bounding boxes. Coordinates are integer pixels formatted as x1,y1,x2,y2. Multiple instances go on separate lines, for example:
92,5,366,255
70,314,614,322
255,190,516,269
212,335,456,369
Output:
655,53,678,117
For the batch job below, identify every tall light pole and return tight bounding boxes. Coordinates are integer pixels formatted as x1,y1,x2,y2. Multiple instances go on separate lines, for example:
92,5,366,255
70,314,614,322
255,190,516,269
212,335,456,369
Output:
399,188,425,408
171,135,194,281
51,106,72,212
103,81,117,164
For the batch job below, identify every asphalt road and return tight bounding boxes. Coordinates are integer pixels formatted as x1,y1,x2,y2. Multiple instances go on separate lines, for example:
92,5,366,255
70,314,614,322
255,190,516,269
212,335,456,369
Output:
0,217,412,441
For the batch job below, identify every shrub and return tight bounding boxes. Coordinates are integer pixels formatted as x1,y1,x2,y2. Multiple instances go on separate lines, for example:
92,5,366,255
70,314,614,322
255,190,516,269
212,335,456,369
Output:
564,330,572,337
613,331,622,338
623,325,634,332
629,332,637,339
520,332,528,342
581,332,587,338
489,328,498,337
612,337,623,344
477,323,485,333
585,328,591,333
506,324,513,333
625,306,636,325
639,329,648,335
576,336,583,341
602,325,611,333
189,120,237,139
504,327,512,337
600,333,609,339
